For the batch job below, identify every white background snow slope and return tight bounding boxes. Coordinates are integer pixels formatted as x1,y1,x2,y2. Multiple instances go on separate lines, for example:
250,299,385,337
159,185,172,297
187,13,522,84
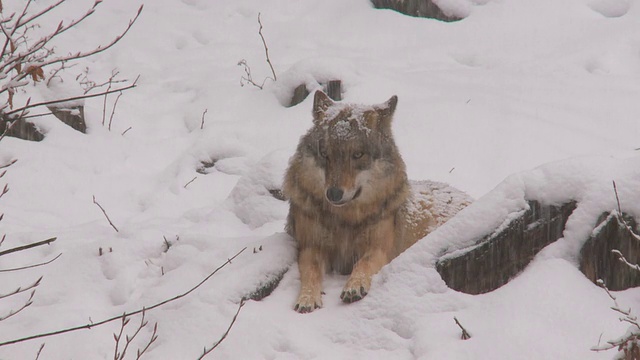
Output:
1,0,640,359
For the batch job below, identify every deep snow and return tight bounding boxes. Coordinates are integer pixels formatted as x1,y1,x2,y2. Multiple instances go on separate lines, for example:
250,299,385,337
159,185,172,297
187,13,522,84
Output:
1,0,640,359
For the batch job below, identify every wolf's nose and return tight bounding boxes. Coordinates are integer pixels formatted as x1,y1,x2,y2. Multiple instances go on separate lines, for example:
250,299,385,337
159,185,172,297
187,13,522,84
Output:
326,187,344,203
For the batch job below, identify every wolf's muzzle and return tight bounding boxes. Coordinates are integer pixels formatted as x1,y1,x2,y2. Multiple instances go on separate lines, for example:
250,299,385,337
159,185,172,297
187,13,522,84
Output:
326,186,362,206
326,187,344,204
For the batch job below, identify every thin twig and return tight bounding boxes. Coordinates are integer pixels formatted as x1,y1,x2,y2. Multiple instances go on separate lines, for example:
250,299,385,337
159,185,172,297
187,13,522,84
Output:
0,289,36,321
136,322,158,359
113,314,130,360
0,238,56,257
34,343,45,360
114,309,157,360
92,195,119,233
102,75,114,126
108,92,123,131
5,81,138,117
0,253,62,273
454,317,471,340
0,247,247,347
237,13,276,90
0,277,42,300
198,300,245,359
200,109,207,130
611,181,640,242
0,159,17,170
183,176,197,189
257,13,276,81
613,180,622,216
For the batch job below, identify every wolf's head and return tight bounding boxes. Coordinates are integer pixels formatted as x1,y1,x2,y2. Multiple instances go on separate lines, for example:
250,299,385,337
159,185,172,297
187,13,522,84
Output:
297,91,404,208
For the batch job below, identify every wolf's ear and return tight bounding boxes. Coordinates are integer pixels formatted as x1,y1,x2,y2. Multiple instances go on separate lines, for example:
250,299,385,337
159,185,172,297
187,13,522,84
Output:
312,91,334,121
379,95,398,117
374,95,398,133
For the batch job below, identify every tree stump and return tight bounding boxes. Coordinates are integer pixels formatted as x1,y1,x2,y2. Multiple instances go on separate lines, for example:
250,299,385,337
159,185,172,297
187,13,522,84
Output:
47,105,86,133
288,80,342,107
371,0,463,22
0,117,44,141
290,84,309,107
436,201,577,294
325,80,342,101
580,213,640,290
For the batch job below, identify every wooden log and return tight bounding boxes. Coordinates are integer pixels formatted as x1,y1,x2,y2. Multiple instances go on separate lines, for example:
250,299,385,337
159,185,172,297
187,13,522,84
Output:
0,117,44,141
289,84,309,107
371,0,463,22
243,269,288,301
47,105,86,133
580,213,640,291
288,80,342,107
436,200,577,294
326,80,342,101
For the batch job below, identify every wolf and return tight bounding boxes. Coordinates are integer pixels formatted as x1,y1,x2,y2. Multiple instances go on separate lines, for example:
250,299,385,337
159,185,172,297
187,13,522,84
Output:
283,91,471,313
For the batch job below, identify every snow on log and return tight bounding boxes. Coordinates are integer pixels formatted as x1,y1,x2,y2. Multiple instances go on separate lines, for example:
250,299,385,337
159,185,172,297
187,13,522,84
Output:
371,0,464,22
436,200,577,294
0,118,44,141
580,213,640,291
47,106,87,133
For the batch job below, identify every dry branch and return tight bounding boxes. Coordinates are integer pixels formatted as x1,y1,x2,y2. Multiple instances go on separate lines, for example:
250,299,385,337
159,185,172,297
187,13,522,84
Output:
257,13,276,82
92,195,119,233
4,80,138,117
108,92,123,131
454,317,471,340
0,288,36,321
0,253,62,273
198,300,245,359
200,109,207,130
0,247,247,347
113,309,158,360
0,276,42,300
237,13,276,90
0,237,56,257
0,159,17,169
34,343,45,360
183,176,197,189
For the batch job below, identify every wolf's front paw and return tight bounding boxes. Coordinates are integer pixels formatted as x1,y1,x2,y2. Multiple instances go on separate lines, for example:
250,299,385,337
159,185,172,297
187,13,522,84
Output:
340,276,370,303
294,293,322,313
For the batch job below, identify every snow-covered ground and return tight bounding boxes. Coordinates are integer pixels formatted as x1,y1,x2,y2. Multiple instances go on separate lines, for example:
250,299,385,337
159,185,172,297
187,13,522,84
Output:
1,0,640,358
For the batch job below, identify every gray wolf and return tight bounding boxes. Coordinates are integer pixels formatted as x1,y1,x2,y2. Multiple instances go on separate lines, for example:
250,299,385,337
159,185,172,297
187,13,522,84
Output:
283,91,471,313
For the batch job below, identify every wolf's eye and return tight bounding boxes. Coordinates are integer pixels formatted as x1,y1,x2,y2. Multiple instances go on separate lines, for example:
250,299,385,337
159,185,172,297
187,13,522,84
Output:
352,151,364,159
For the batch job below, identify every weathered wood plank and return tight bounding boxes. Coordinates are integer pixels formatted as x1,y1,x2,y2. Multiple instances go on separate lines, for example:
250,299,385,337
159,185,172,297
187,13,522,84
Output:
371,0,462,22
436,201,577,294
0,117,44,141
580,213,640,291
48,106,86,133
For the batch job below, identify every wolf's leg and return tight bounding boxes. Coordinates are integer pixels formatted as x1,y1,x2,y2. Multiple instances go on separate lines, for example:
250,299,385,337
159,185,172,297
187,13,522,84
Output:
340,249,389,303
295,247,325,313
341,218,394,303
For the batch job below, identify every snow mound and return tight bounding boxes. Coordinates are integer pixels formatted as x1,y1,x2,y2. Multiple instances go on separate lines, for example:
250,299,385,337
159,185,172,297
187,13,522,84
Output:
273,58,360,106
